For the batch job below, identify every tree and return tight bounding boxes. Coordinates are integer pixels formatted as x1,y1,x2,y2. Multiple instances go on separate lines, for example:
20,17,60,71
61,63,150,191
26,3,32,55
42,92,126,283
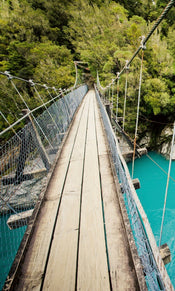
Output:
65,1,130,83
30,42,74,88
143,78,171,115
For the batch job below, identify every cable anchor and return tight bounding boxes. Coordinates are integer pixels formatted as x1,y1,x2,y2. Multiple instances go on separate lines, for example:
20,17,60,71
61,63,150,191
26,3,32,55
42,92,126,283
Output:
43,84,48,90
125,60,130,71
116,72,120,80
140,36,146,50
29,79,35,87
4,71,13,80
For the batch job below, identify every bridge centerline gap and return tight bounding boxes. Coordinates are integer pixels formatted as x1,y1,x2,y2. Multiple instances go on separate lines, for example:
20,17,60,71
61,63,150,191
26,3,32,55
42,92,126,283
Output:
93,95,113,291
40,94,89,290
74,93,91,291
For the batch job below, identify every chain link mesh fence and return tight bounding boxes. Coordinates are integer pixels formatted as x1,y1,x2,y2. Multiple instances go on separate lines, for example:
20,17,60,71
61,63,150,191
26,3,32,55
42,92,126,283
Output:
95,86,168,291
0,84,88,290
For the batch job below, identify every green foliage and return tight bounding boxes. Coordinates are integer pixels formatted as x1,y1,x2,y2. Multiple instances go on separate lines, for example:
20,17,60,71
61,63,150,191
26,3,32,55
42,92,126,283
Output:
65,1,130,82
143,78,170,115
126,16,147,47
156,0,175,26
0,0,175,143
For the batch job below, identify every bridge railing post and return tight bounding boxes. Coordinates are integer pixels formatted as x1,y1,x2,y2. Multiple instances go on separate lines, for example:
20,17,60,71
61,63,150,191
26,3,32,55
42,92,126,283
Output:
26,109,51,172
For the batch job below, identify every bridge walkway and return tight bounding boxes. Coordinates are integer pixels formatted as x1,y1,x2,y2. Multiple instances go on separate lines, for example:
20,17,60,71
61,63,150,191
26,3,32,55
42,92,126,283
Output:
14,90,140,290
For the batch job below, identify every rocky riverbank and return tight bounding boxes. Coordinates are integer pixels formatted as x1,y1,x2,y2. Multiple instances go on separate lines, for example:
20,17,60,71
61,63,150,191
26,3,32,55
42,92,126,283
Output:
116,123,175,161
139,125,175,160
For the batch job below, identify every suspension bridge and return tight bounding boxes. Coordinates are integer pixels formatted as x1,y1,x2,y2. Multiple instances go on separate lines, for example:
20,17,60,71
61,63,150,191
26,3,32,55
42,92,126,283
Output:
1,0,175,290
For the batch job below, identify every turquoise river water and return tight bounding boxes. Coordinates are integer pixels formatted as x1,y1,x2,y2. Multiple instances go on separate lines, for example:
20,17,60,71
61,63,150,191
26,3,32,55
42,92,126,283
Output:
0,214,26,290
128,151,175,288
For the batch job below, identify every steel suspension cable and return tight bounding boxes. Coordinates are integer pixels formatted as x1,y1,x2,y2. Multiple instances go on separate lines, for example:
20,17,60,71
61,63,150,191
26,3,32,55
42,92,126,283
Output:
146,153,175,183
119,0,175,79
143,0,175,46
73,61,78,89
44,85,60,111
97,1,175,102
0,95,61,137
9,77,53,148
0,110,21,140
111,80,114,111
108,85,111,104
132,48,145,178
97,0,175,90
30,82,61,133
116,73,120,122
123,64,129,130
58,88,71,122
0,73,73,137
159,122,175,248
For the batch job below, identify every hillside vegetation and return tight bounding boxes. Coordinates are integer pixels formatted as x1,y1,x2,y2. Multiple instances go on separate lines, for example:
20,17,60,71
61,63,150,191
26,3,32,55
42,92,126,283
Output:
0,0,175,140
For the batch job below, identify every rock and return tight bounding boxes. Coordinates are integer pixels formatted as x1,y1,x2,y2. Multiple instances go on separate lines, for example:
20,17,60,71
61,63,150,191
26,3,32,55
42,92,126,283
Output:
157,126,173,159
0,176,46,214
160,243,171,265
139,132,151,148
139,126,174,160
171,144,175,160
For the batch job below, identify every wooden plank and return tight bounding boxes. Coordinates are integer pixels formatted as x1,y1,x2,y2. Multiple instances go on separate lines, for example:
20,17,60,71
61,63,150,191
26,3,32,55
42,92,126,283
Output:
42,161,82,291
15,94,89,290
77,91,110,291
15,200,61,290
42,93,90,290
132,178,141,190
94,96,140,290
160,243,171,265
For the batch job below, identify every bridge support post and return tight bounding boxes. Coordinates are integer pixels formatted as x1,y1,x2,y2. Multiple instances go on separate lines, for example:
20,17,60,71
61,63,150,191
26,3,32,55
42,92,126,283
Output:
26,110,51,172
105,102,111,121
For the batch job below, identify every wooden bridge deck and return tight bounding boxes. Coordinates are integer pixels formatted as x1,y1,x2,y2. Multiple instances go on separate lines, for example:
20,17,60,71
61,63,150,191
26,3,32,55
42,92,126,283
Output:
13,90,142,290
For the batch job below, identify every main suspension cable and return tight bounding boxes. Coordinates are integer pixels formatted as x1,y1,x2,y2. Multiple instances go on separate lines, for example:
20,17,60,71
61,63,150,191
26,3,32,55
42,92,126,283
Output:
97,0,175,89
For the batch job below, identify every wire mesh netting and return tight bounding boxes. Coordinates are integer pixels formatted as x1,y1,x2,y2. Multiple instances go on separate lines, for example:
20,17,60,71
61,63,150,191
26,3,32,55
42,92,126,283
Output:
0,85,88,290
95,86,166,291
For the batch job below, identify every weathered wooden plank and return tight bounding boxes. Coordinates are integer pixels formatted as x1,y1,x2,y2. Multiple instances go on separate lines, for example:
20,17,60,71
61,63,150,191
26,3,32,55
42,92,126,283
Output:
77,92,110,291
42,94,90,290
42,162,82,291
94,96,140,290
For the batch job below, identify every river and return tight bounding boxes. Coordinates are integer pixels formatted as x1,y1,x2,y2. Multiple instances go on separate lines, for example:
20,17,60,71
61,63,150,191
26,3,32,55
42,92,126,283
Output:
128,151,175,288
0,214,26,290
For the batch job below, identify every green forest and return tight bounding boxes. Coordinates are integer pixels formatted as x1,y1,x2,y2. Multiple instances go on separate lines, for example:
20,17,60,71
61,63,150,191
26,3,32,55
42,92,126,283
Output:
0,0,175,142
